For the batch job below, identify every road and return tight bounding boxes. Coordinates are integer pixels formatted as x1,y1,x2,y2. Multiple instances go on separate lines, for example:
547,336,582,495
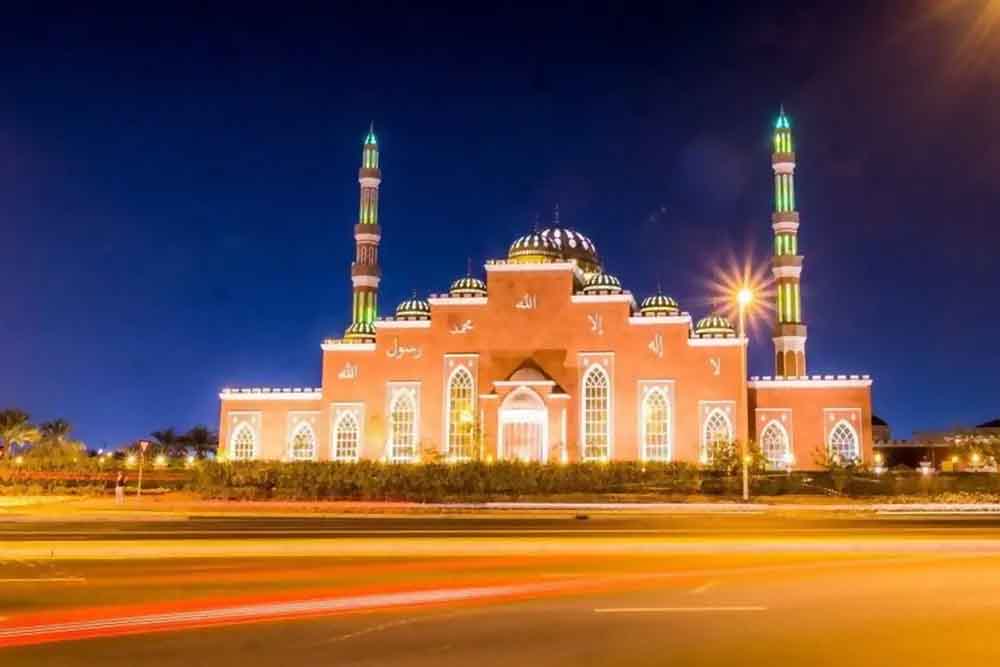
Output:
3,512,1000,665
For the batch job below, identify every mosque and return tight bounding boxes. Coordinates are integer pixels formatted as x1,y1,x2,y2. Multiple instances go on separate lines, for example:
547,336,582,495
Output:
218,112,873,469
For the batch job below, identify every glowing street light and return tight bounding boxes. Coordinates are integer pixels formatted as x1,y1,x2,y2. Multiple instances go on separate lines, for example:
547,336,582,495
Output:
735,285,756,502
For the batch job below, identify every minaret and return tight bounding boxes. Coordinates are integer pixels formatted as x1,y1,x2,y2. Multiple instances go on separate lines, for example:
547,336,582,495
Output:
771,108,807,376
344,123,382,341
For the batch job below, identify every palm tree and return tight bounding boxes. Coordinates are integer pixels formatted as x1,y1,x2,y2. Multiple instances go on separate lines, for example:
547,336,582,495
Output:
150,428,185,457
0,409,40,458
40,419,72,442
183,425,218,459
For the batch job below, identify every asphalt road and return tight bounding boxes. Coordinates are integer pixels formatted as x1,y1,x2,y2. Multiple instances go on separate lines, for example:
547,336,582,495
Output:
3,513,1000,666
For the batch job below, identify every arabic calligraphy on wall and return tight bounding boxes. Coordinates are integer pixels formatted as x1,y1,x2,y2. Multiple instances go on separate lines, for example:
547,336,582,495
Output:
514,294,537,310
386,337,423,360
449,319,474,335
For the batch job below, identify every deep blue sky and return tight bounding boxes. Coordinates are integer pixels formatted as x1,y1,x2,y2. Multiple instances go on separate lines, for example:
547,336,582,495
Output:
2,2,997,447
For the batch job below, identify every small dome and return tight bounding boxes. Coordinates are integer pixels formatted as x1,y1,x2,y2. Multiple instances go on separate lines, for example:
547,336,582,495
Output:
539,227,600,272
343,321,375,340
694,314,736,338
449,275,487,298
639,293,679,317
508,232,561,264
582,272,622,295
395,296,431,320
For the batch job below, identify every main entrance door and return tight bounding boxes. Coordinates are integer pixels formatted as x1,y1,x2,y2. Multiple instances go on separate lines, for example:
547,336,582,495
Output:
498,387,548,462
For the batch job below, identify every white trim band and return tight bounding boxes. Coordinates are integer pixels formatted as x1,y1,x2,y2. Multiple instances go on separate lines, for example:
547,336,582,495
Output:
628,315,692,326
687,337,746,348
221,388,323,401
375,319,431,329
772,265,802,279
321,342,376,352
351,275,381,288
570,293,637,306
485,261,577,273
428,296,488,306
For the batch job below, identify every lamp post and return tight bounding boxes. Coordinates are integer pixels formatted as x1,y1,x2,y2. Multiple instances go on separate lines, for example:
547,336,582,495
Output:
737,286,754,502
137,439,149,498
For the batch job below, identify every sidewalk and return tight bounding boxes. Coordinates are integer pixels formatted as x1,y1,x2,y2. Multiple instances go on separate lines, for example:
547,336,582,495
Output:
5,494,1000,519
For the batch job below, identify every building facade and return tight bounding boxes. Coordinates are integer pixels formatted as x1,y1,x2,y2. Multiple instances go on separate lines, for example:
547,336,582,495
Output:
218,112,873,470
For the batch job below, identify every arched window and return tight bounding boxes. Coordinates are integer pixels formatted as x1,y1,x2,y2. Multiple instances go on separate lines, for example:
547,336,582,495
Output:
333,412,360,462
446,367,475,461
230,423,255,461
760,420,790,469
289,423,316,461
829,420,859,462
641,389,670,462
389,390,417,462
582,365,610,461
702,408,733,461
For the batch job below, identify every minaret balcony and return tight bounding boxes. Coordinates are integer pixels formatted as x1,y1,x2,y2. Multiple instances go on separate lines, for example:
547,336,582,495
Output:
772,254,803,269
351,263,382,278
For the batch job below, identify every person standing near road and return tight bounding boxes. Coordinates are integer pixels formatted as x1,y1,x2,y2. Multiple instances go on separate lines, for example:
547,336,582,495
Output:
115,471,126,504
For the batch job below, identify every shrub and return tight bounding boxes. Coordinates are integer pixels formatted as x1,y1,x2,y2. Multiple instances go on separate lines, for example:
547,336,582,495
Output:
186,460,705,502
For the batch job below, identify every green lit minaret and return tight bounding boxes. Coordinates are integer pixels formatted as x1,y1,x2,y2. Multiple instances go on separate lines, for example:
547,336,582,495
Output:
771,108,807,376
344,123,381,341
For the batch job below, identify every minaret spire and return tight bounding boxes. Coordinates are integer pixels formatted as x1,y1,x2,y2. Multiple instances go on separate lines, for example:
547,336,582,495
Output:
770,108,807,375
344,124,382,341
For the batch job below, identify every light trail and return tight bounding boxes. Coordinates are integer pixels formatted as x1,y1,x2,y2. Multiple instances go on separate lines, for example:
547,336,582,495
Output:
594,606,767,613
0,581,568,648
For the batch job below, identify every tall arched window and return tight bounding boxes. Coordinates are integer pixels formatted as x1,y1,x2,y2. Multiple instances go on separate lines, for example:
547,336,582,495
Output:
289,423,316,461
641,389,670,462
760,420,790,469
829,420,859,462
333,412,360,462
446,366,475,461
582,365,610,461
230,423,256,461
702,408,733,462
389,390,417,462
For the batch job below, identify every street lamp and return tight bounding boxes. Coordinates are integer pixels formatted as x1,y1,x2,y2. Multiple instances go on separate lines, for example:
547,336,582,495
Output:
736,286,754,502
137,440,149,497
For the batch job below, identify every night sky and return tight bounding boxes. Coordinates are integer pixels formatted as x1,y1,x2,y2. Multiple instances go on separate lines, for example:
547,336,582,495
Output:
2,2,998,448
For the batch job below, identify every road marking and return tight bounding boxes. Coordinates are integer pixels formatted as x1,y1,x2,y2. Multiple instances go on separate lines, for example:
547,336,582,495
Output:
690,580,717,594
594,606,766,613
0,577,86,583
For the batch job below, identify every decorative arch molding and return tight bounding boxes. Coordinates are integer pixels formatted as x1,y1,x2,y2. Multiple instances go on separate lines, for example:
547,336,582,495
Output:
386,382,420,463
229,422,257,461
759,419,791,469
638,380,674,462
331,403,364,462
700,402,735,463
578,353,614,461
443,356,478,462
498,385,548,463
226,411,261,461
828,419,860,462
287,417,318,461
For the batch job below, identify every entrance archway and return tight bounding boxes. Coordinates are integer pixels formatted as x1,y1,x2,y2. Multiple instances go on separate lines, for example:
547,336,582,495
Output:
498,386,548,462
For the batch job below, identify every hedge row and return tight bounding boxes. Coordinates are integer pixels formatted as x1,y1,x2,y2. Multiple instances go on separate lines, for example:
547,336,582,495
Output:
190,460,703,502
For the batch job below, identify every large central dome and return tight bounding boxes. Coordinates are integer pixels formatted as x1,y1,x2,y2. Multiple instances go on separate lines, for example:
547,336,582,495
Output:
507,226,601,273
539,228,600,272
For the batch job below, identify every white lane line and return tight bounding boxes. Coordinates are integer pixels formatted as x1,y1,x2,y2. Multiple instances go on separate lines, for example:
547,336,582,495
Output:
594,606,766,613
690,580,717,595
0,576,79,583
